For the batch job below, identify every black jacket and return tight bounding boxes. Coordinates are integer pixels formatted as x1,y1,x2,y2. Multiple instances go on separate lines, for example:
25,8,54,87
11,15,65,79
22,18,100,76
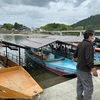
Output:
74,39,94,72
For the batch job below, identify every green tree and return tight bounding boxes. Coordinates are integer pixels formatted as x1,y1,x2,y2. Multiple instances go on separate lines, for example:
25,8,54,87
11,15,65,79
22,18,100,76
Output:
13,22,23,30
2,23,13,30
40,23,73,31
71,14,100,30
74,26,83,30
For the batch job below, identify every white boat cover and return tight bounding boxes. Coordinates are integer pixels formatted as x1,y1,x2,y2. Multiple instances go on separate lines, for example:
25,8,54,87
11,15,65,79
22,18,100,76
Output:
21,38,56,49
21,36,100,49
47,36,84,42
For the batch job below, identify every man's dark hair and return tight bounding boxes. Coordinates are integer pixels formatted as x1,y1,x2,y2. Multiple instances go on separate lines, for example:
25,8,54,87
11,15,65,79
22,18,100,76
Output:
83,30,95,39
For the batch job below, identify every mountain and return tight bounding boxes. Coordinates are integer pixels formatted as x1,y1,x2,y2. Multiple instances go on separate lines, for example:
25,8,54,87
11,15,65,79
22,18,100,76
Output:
71,14,100,30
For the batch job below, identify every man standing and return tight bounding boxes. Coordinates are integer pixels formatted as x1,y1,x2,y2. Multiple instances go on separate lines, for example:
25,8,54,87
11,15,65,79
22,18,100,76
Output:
72,30,98,100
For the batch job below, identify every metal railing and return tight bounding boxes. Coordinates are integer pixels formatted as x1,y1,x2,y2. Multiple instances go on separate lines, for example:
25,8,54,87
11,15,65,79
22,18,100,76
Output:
0,51,26,66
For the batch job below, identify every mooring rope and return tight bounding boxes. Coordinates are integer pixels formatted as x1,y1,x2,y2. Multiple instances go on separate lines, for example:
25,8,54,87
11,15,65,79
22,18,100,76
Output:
34,90,41,100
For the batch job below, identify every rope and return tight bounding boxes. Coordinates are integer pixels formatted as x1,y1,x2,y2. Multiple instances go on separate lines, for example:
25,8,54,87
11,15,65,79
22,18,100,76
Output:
34,90,41,100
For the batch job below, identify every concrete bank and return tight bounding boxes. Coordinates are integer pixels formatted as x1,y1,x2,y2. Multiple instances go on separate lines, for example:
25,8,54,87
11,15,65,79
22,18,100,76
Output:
38,70,100,100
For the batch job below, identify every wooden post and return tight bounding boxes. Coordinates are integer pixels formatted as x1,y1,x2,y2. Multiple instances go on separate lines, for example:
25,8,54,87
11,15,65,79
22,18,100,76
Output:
6,46,7,58
19,48,21,65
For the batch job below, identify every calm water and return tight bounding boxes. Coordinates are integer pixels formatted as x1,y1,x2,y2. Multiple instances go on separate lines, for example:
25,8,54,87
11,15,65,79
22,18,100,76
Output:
0,34,76,89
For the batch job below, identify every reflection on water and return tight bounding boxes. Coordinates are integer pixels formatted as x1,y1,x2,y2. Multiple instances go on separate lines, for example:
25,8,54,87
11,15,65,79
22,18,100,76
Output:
0,35,27,43
0,34,76,89
0,35,27,60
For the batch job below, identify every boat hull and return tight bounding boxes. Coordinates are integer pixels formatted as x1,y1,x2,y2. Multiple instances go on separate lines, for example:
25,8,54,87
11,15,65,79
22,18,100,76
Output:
94,53,100,65
0,66,43,99
25,51,77,76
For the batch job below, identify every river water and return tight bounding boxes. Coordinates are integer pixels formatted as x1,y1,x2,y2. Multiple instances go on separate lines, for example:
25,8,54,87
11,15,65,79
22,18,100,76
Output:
0,34,76,89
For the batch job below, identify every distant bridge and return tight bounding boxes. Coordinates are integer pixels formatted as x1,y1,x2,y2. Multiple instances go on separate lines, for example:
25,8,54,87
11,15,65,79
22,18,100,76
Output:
47,30,100,36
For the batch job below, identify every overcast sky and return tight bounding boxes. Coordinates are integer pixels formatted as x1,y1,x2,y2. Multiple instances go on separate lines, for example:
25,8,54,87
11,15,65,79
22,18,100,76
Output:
0,0,100,28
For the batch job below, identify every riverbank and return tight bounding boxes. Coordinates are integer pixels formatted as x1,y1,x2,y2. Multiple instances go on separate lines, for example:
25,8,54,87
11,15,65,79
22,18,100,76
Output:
38,69,100,100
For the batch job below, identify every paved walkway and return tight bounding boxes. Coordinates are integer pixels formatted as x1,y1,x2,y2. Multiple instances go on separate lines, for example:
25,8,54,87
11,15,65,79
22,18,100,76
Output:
37,70,100,100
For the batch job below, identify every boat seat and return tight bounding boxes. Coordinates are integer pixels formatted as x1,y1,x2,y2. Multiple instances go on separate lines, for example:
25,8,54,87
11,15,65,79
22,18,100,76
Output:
33,52,49,61
42,54,49,61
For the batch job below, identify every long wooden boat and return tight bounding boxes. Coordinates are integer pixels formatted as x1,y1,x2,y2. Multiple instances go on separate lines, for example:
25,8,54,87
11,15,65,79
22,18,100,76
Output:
52,36,100,65
71,43,100,65
22,38,77,76
0,56,43,99
47,36,100,65
22,36,100,76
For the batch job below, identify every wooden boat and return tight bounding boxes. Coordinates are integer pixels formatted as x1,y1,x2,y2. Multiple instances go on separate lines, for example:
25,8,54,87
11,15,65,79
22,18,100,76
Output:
47,36,100,65
22,38,77,76
0,55,43,99
71,43,100,65
54,36,100,65
0,66,43,99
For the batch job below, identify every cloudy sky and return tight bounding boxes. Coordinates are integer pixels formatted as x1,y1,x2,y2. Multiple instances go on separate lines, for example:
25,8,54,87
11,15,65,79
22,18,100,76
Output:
0,0,100,28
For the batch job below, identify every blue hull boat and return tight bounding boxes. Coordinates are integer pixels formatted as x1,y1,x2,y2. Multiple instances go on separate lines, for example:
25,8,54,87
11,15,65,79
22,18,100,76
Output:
94,53,100,65
25,50,77,76
22,38,77,75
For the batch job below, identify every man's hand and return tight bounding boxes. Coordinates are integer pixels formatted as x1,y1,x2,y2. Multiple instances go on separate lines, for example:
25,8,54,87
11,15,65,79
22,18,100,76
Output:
72,58,75,62
92,68,98,77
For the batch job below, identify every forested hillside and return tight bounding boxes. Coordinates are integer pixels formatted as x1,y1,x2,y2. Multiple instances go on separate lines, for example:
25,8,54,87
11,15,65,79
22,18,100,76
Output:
40,14,100,31
71,14,100,30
